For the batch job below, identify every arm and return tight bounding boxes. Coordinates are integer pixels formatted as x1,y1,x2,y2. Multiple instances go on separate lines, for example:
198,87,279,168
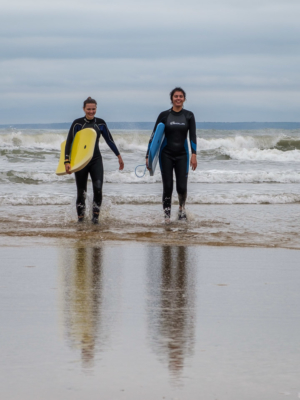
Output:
100,123,120,156
64,121,81,174
189,112,197,155
189,113,197,171
65,122,75,161
100,123,124,171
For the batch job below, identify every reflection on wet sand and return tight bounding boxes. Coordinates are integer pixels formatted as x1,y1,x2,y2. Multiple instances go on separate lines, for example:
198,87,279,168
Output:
147,246,196,378
59,245,103,368
58,242,196,376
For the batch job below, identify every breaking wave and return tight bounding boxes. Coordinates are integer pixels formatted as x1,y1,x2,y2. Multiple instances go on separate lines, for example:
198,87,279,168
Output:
1,129,300,162
199,135,300,161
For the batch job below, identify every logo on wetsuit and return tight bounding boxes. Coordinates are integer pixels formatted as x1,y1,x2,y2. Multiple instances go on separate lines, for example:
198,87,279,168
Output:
170,122,185,126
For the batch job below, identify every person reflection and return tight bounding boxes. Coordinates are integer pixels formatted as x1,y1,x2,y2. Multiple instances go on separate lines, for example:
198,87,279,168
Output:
63,246,103,369
147,246,195,377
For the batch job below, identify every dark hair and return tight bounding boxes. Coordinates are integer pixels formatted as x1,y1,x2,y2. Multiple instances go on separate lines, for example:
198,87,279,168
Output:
83,97,97,108
170,87,186,102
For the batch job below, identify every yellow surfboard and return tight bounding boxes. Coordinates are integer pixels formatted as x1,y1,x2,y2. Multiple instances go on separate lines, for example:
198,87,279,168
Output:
56,128,97,175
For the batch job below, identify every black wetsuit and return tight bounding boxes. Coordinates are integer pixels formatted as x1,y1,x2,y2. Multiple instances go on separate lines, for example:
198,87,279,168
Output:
146,108,197,217
65,117,120,219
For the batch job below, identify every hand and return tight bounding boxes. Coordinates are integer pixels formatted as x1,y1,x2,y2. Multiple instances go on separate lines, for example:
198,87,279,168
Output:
65,163,71,174
190,154,197,171
118,155,124,170
146,157,150,170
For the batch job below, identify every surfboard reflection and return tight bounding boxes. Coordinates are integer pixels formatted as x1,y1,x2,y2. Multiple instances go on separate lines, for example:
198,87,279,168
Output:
146,246,196,378
59,245,103,369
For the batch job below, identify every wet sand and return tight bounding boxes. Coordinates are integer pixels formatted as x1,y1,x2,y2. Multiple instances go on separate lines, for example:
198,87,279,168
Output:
1,237,300,399
1,202,300,248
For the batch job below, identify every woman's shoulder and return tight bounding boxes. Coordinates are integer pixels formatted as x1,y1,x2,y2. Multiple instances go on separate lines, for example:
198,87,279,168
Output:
182,109,195,117
94,117,107,125
157,109,171,120
71,116,85,126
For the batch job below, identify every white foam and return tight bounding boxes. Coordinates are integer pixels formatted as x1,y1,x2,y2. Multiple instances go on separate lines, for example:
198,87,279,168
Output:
198,135,281,151
104,192,300,205
0,131,66,151
0,171,74,183
104,170,161,183
224,148,300,162
188,170,300,183
100,134,149,152
105,169,300,184
2,130,300,164
0,195,72,206
198,135,300,162
188,193,300,204
2,169,300,184
2,190,300,206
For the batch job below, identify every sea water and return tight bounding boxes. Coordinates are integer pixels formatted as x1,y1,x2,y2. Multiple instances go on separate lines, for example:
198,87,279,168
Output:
0,127,300,247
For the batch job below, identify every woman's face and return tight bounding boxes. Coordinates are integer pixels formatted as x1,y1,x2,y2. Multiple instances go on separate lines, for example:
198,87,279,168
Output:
172,91,185,108
84,103,97,119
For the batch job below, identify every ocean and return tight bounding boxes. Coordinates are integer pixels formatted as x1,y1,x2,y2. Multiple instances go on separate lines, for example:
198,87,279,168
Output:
0,126,300,247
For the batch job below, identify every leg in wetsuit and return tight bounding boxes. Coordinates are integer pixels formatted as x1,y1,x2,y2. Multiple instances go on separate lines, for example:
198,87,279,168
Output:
75,157,104,221
160,147,189,218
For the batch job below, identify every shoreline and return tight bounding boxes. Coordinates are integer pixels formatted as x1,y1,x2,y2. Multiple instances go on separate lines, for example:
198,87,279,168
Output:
1,201,300,249
1,227,300,250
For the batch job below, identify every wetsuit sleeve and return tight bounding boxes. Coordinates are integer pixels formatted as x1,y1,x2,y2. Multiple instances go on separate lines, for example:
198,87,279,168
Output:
146,112,164,158
65,121,78,160
188,112,197,155
100,123,120,156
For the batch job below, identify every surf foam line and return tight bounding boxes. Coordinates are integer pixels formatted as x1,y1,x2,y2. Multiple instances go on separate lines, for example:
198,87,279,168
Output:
105,193,300,205
1,191,300,206
0,171,74,184
0,195,72,206
2,169,300,184
105,170,300,184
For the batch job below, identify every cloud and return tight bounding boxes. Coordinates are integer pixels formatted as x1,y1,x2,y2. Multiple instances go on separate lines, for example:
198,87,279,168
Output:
0,0,299,123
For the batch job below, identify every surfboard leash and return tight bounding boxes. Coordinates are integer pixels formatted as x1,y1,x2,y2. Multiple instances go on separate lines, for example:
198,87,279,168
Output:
135,164,147,178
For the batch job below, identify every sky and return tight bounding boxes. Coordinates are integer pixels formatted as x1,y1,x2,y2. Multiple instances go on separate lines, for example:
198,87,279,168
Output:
0,0,299,123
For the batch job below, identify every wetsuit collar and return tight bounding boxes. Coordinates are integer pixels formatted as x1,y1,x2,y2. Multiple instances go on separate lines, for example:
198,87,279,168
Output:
84,116,95,123
171,108,183,115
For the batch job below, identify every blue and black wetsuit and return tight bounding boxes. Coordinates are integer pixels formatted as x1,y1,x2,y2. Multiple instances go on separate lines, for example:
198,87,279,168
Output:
146,108,197,217
65,117,119,220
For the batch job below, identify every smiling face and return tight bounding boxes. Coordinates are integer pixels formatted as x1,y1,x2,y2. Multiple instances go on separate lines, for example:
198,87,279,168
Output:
83,103,97,120
172,91,185,109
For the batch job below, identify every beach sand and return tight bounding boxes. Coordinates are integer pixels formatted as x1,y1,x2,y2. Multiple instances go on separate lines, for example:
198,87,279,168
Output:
1,237,300,400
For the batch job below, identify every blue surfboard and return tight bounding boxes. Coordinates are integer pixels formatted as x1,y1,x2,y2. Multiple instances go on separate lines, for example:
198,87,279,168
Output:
148,123,165,176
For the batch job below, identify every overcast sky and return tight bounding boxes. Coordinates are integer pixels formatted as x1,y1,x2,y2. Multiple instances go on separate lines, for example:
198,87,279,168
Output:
0,0,299,123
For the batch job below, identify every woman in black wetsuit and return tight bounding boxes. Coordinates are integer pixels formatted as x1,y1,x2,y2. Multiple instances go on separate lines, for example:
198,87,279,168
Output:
146,88,197,222
65,97,124,224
